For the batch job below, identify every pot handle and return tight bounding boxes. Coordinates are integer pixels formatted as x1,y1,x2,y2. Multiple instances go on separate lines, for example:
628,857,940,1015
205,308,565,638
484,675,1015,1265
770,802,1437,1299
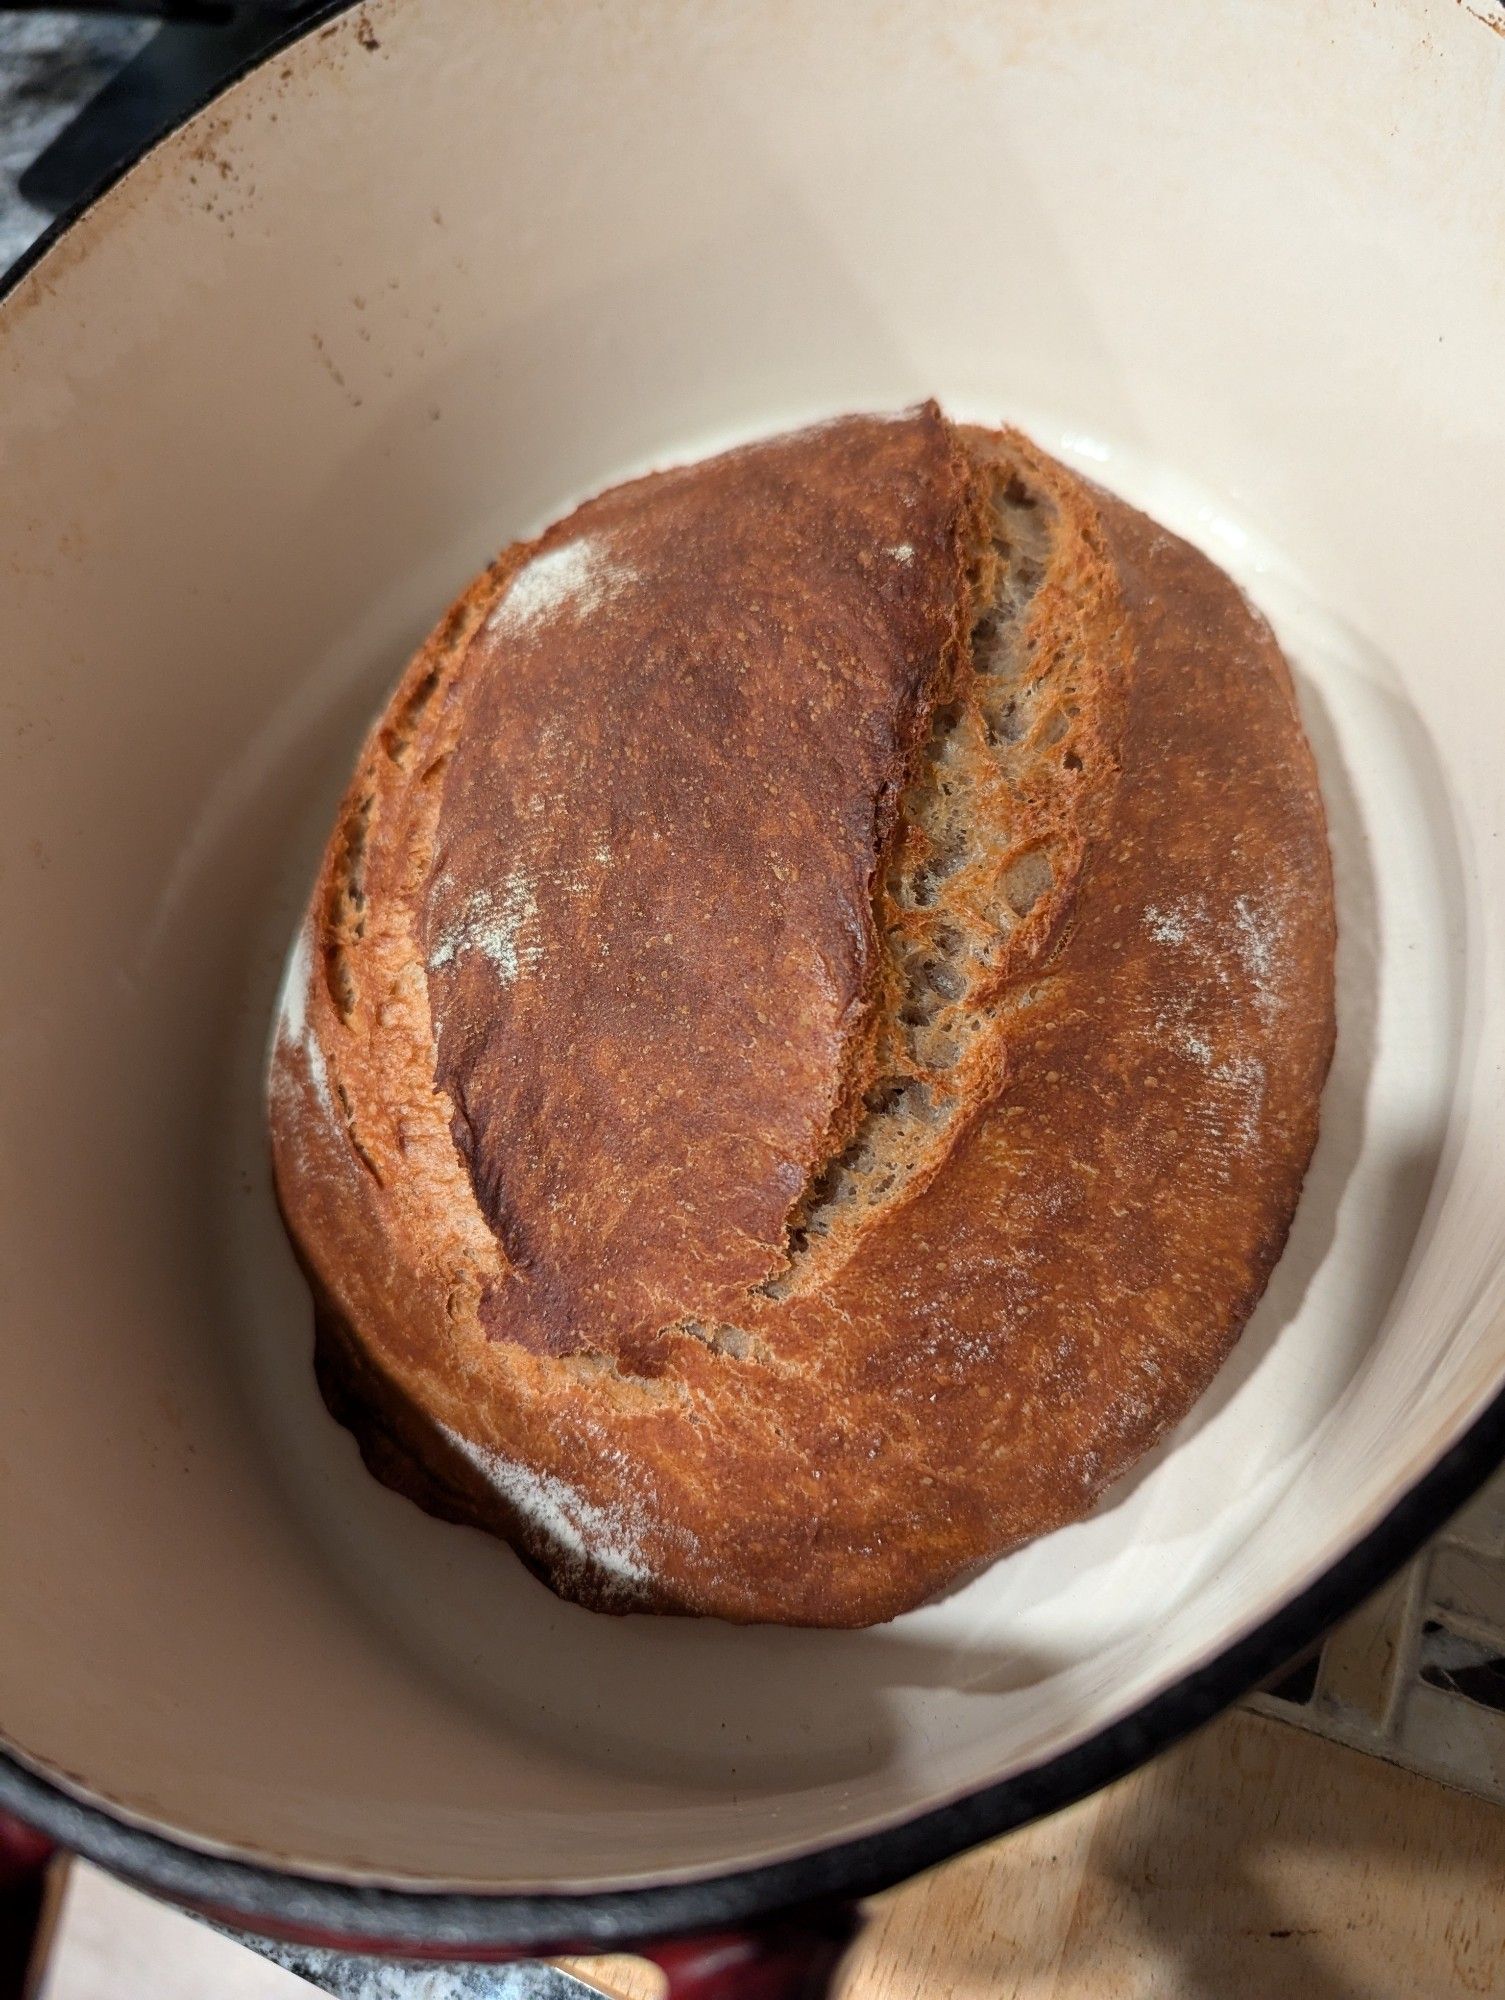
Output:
0,1811,55,2000
638,1903,861,2000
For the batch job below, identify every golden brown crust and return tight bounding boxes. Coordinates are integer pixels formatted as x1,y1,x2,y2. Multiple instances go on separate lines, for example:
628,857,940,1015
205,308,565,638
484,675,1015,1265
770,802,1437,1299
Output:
427,404,980,1356
269,408,1336,1627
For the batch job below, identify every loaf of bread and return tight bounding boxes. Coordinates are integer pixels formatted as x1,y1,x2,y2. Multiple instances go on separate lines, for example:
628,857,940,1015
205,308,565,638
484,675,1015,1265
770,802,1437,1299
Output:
269,405,1335,1627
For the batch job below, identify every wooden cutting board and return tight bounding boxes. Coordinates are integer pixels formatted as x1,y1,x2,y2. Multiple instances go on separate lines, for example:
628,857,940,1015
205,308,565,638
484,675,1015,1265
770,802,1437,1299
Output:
563,1709,1505,1998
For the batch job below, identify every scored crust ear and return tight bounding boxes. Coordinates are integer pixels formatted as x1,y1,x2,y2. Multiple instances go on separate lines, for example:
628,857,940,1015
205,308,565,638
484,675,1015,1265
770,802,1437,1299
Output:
764,429,1129,1297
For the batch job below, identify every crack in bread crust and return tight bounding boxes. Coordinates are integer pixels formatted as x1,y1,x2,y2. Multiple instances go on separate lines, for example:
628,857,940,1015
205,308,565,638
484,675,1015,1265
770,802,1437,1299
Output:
763,445,1117,1298
269,409,1336,1627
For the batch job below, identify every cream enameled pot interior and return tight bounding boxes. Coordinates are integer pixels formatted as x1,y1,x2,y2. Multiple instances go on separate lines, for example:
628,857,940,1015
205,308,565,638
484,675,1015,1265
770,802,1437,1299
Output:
2,0,1503,1891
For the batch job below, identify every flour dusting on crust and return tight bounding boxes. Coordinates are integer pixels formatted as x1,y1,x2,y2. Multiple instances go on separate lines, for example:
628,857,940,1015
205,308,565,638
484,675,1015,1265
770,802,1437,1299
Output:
486,534,637,637
1143,888,1293,1155
272,921,335,1119
1231,891,1290,1023
442,1427,655,1588
1144,902,1192,947
428,866,540,984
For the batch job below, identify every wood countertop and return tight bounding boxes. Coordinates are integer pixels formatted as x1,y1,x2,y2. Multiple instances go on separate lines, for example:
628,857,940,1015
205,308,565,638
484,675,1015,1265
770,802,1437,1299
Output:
566,1710,1505,1999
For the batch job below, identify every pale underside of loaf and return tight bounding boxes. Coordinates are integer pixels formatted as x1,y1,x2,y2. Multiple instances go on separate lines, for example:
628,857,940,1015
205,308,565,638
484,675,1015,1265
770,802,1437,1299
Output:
269,406,1336,1627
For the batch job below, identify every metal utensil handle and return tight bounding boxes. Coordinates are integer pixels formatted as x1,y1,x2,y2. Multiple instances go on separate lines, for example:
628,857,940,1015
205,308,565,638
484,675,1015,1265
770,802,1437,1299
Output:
227,1924,611,1997
228,1901,863,1999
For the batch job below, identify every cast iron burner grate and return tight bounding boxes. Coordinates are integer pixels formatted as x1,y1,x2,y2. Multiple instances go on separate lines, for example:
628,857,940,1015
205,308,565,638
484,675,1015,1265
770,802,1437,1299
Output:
1250,1474,1505,1802
0,0,323,265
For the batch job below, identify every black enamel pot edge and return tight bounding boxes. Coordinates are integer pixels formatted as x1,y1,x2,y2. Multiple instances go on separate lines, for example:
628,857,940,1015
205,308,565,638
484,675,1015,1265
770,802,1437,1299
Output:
4,0,1505,1956
6,1380,1505,1952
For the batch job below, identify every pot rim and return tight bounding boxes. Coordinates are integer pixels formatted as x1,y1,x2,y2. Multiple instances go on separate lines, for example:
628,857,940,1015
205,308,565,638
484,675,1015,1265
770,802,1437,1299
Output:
5,1385,1505,1947
3,0,1503,1953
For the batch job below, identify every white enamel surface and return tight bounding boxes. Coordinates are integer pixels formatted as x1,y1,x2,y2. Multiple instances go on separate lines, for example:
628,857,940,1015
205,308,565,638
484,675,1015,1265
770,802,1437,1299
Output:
1,0,1503,1890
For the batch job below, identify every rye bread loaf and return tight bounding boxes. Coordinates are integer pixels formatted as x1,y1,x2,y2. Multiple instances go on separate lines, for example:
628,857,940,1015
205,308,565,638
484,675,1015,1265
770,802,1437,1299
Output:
269,404,1336,1627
